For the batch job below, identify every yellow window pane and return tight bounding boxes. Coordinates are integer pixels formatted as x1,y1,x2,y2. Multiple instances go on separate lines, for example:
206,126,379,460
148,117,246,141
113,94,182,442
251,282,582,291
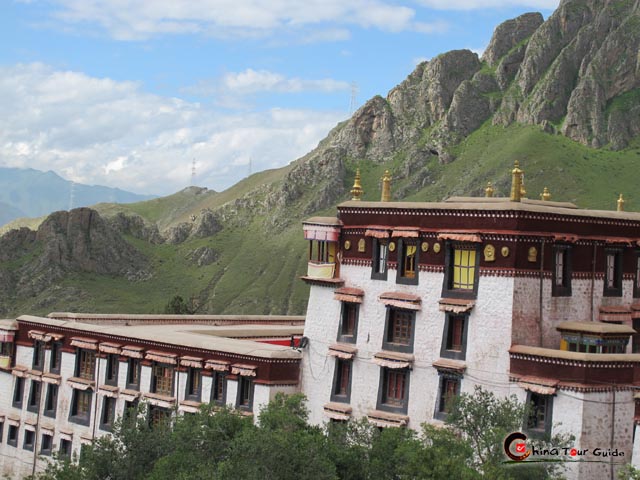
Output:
453,266,461,286
407,245,416,256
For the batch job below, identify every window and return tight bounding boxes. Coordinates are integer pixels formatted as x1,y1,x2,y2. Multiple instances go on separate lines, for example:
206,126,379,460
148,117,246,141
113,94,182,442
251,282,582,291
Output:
75,349,96,381
440,314,469,361
211,372,227,406
635,252,640,298
236,377,254,411
604,248,623,297
41,433,53,456
124,399,140,421
100,397,117,431
13,377,24,408
378,368,410,413
371,239,388,280
127,358,141,390
435,375,460,420
7,425,18,447
152,364,174,396
552,245,572,296
383,308,415,353
309,240,336,264
443,243,479,297
23,429,35,451
43,384,58,418
633,319,640,354
69,389,93,426
32,340,45,371
50,342,62,374
526,393,553,437
338,303,359,343
105,354,119,386
185,367,201,401
27,380,41,413
0,421,3,444
149,405,171,427
331,359,352,403
0,341,12,358
396,240,418,285
59,438,72,458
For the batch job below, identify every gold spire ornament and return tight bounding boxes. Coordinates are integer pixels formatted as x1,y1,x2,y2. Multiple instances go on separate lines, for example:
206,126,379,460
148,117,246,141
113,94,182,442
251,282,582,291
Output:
485,182,494,198
381,170,392,202
350,168,364,201
519,177,527,198
510,160,523,202
617,193,625,212
540,187,551,201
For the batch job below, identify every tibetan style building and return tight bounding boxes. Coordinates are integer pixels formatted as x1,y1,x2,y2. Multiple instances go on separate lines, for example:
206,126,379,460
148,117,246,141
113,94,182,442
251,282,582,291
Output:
300,165,640,480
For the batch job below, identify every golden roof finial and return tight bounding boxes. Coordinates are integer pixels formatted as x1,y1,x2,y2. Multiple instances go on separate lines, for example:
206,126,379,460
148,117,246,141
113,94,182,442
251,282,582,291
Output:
510,160,523,202
350,168,364,201
485,182,494,198
381,170,392,202
520,176,527,198
617,193,625,212
540,187,551,201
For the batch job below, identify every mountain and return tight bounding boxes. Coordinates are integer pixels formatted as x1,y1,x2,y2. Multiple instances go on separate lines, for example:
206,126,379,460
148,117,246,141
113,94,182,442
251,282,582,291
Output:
0,0,639,317
0,167,156,226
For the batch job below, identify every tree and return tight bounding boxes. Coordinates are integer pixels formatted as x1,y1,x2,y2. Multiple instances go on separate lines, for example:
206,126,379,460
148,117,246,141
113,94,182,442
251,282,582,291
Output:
163,295,195,314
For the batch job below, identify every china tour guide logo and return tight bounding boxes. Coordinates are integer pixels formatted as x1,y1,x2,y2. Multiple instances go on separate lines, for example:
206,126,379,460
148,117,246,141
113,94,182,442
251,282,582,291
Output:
503,431,626,465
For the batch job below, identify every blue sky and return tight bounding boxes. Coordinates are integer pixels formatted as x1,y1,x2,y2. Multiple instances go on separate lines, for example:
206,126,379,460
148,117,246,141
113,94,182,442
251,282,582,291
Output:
0,0,558,195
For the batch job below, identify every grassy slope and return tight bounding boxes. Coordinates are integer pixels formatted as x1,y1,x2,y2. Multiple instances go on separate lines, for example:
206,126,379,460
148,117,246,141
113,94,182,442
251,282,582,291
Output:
3,123,640,317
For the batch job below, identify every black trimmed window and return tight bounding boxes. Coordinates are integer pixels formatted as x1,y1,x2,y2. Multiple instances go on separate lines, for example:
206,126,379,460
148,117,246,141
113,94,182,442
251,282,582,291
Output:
440,313,469,361
377,367,410,414
50,342,62,374
552,245,572,296
211,372,227,406
0,341,13,363
69,389,92,426
371,239,389,280
0,421,3,444
149,405,171,427
32,340,45,371
185,367,202,401
151,363,174,396
7,425,18,447
634,251,640,298
383,308,415,353
13,377,24,408
100,397,117,432
43,384,58,418
59,438,72,458
443,242,480,298
338,302,359,343
126,358,141,390
124,399,140,420
236,377,254,411
27,380,41,413
75,349,96,381
434,374,461,420
396,239,419,285
330,359,352,403
525,392,553,438
23,429,35,451
40,433,53,456
105,354,119,386
604,248,623,297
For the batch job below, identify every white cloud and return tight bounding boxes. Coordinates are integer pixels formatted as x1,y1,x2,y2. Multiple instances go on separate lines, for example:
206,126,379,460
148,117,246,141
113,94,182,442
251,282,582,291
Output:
415,0,559,10
221,69,350,94
39,0,449,40
0,63,347,195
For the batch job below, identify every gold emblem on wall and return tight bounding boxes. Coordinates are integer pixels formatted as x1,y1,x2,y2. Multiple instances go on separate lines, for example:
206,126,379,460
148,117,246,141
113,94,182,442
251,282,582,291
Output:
433,242,441,253
344,240,351,250
528,247,538,263
358,238,366,253
389,241,396,252
421,242,429,252
483,244,496,262
501,246,510,257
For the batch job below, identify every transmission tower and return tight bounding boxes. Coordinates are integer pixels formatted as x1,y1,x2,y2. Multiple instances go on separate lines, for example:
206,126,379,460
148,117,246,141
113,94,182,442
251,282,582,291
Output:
349,81,359,114
191,159,196,185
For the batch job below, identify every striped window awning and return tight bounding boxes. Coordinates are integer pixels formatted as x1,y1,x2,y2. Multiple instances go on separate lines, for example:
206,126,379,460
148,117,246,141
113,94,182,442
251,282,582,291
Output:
99,385,119,398
599,306,631,323
367,410,408,428
437,232,482,243
438,298,475,314
0,332,15,342
379,292,421,311
365,227,391,239
67,377,95,391
328,344,357,360
181,356,204,369
516,375,559,395
145,351,177,365
334,287,364,304
432,358,466,376
99,342,122,355
373,351,414,369
205,359,230,372
231,364,257,377
323,402,352,421
121,345,145,358
392,228,419,238
70,337,98,350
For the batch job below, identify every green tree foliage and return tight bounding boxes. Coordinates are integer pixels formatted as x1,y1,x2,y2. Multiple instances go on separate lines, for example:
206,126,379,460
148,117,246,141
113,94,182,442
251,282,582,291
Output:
163,295,194,314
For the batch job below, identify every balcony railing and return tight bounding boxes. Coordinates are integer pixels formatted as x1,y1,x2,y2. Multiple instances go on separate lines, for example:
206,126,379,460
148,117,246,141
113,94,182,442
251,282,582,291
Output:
307,261,336,279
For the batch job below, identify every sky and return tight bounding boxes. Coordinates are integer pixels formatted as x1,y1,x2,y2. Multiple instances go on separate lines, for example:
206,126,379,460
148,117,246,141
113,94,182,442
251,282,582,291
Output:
0,0,559,196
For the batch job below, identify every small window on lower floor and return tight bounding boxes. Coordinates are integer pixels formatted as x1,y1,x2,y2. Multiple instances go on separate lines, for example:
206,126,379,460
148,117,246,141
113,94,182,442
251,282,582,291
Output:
13,377,24,408
27,380,42,413
23,429,35,451
124,399,140,421
211,372,227,406
440,313,469,361
148,405,171,427
100,397,117,431
236,377,254,411
40,433,53,456
526,392,553,437
59,438,72,458
7,425,18,447
69,389,93,426
330,359,352,403
377,367,410,414
44,384,58,418
434,375,461,420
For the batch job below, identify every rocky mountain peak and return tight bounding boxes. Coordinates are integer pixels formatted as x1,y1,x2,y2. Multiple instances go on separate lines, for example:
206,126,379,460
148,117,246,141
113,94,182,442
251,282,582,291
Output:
483,12,544,67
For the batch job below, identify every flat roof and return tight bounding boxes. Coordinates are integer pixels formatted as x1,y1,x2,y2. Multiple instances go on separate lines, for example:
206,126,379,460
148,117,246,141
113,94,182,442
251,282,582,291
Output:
0,319,18,330
557,321,636,335
17,315,302,360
